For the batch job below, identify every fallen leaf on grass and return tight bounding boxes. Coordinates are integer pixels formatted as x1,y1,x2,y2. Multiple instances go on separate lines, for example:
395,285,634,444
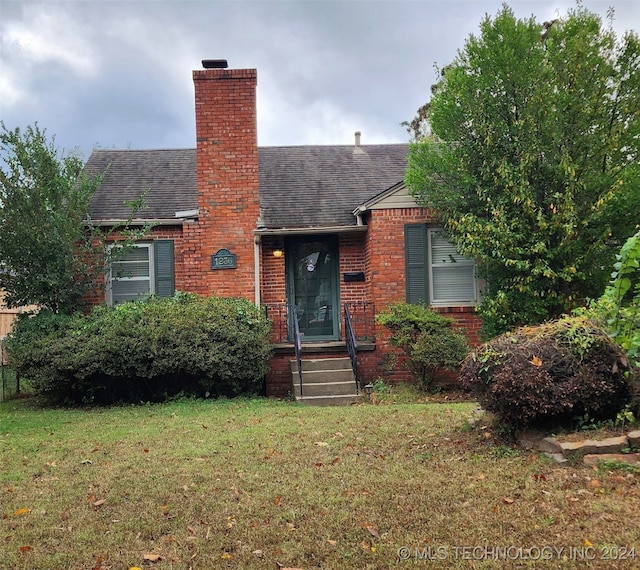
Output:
274,495,282,506
252,549,264,558
19,545,32,553
503,497,515,504
14,508,30,516
221,552,233,560
584,539,594,547
327,539,337,546
363,523,379,537
93,499,106,507
530,356,543,367
143,554,162,562
314,441,328,447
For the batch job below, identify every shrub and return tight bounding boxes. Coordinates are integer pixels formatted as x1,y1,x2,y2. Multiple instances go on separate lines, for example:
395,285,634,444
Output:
6,293,273,404
577,230,640,368
460,317,632,428
376,302,469,391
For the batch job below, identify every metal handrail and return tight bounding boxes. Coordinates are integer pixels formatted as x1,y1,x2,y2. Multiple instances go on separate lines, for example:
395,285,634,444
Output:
343,303,360,394
290,304,303,397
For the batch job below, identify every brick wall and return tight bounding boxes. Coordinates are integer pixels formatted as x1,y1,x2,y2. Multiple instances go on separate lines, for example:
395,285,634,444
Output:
185,68,260,300
339,233,367,304
364,206,483,385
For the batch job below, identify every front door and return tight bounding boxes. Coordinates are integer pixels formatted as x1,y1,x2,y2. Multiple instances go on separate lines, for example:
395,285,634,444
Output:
286,236,339,341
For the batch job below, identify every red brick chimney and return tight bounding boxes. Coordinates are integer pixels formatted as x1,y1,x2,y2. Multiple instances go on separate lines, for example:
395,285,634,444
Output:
190,63,259,301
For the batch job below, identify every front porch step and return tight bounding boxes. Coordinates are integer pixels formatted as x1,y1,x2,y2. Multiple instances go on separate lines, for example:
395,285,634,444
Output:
290,357,360,406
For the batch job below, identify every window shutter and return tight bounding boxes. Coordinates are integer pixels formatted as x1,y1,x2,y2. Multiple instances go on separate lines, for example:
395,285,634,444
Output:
405,224,428,304
154,240,175,298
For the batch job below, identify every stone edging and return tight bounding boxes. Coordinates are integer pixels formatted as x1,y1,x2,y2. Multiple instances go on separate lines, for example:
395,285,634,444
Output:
518,430,640,465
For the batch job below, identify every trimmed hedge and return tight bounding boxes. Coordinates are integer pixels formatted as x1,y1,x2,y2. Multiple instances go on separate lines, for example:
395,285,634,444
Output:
7,293,273,404
460,317,632,428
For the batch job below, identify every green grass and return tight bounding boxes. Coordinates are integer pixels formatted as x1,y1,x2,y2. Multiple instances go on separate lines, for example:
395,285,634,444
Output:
1,396,639,569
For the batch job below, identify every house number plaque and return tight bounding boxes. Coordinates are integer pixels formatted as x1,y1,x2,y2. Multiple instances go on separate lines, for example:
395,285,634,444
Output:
211,248,237,269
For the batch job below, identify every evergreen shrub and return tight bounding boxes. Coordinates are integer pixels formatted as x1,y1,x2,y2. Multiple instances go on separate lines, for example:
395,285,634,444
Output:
377,302,469,391
7,293,272,404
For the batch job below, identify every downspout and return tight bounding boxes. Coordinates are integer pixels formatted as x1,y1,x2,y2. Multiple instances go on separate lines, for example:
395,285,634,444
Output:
254,234,261,306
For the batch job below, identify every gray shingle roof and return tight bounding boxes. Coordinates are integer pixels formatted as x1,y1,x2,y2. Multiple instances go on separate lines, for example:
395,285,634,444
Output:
86,149,197,221
258,144,408,228
86,144,408,228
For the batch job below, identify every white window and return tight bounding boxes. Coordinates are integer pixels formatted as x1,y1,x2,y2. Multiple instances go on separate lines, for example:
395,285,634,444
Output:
107,243,154,305
427,228,477,305
405,224,478,306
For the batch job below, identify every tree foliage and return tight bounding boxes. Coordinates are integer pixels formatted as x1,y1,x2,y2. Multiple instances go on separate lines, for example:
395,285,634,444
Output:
577,230,640,368
405,3,640,336
0,123,147,314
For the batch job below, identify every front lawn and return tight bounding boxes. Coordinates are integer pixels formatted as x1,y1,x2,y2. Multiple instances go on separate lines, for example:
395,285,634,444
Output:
1,397,639,569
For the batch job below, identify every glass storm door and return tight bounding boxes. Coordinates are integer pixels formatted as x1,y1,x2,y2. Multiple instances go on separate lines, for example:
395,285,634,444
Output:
286,236,339,341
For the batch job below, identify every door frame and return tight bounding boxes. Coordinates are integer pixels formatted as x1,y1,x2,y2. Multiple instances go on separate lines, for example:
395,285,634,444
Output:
285,235,340,342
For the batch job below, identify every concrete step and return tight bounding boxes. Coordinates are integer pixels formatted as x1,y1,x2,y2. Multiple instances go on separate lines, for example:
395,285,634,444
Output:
290,357,352,373
296,394,362,407
297,368,355,384
293,379,358,397
290,356,359,405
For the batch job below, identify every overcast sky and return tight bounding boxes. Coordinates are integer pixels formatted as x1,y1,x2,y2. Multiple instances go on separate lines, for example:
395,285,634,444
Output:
1,0,639,160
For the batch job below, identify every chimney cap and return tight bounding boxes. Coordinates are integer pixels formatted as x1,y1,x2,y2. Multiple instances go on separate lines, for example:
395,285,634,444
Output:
202,59,228,69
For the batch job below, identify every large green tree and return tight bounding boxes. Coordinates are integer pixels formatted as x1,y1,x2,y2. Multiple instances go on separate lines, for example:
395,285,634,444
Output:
0,123,146,314
405,3,640,336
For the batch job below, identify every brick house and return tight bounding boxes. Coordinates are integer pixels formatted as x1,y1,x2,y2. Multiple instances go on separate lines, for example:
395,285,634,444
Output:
85,62,482,401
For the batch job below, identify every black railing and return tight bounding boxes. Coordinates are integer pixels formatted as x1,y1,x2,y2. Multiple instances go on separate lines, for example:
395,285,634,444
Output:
343,303,360,395
264,301,376,345
290,304,304,397
343,301,376,342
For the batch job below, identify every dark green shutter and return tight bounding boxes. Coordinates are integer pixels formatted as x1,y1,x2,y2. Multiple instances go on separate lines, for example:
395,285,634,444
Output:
154,240,175,298
405,224,428,304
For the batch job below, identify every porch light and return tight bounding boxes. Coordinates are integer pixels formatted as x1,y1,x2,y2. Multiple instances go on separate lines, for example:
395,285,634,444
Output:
273,249,284,258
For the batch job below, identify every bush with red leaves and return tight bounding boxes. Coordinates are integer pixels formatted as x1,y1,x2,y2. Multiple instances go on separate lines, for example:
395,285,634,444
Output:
460,317,632,428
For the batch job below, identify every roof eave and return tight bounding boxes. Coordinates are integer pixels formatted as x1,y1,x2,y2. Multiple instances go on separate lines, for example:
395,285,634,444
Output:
89,218,195,227
255,225,368,236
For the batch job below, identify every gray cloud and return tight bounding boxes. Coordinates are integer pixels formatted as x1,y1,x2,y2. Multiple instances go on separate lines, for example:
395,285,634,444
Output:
1,0,638,159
